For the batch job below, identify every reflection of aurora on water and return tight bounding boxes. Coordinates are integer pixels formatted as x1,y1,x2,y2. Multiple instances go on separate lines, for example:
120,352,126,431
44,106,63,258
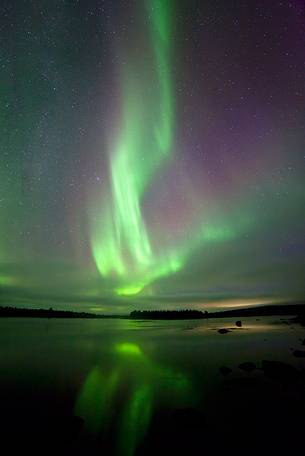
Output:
75,342,192,456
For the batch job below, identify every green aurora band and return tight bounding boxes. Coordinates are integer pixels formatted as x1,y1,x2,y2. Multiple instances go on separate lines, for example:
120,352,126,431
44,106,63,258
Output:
90,0,180,296
89,0,249,297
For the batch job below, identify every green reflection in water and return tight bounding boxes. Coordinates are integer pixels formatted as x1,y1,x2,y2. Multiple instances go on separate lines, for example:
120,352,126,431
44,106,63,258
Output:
75,342,192,455
75,367,119,434
115,342,143,357
119,384,152,456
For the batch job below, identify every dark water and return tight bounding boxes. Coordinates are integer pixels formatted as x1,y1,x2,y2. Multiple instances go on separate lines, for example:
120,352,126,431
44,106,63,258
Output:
1,317,305,455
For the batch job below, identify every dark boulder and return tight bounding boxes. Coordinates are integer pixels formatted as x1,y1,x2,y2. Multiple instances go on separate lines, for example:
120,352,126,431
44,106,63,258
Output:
217,328,230,334
220,366,232,376
171,408,205,430
238,362,256,372
224,377,258,388
262,360,298,384
293,350,305,358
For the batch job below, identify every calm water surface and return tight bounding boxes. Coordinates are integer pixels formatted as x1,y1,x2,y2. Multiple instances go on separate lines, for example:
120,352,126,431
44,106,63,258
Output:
1,317,304,455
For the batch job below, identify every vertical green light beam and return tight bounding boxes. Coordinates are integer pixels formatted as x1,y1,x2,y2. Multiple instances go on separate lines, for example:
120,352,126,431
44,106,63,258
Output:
91,0,179,293
90,1,251,296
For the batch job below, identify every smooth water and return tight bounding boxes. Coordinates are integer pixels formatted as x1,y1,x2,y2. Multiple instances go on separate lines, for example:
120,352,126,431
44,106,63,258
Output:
0,317,304,455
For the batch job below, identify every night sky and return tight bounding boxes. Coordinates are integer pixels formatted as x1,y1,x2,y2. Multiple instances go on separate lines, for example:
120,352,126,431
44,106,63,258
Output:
1,0,305,313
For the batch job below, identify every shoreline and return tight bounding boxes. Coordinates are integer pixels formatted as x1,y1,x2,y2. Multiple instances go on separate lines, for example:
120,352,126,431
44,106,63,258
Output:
0,303,304,321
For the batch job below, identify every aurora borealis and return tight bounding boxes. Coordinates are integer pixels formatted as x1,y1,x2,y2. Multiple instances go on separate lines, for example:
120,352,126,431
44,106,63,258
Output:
1,0,305,312
90,0,181,296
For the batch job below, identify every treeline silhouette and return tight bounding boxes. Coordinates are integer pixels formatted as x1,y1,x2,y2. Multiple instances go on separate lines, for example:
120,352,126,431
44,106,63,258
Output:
0,306,116,319
130,303,305,320
130,310,206,319
1,303,305,320
206,303,305,319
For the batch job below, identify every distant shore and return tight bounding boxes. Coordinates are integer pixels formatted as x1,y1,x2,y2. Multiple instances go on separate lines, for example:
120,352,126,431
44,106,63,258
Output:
130,305,305,320
0,306,122,319
0,303,305,321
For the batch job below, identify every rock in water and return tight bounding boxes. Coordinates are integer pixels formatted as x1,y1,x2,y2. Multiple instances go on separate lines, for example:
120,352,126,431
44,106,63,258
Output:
293,350,305,358
220,366,232,376
217,328,230,334
171,408,205,430
238,362,256,372
236,320,242,327
262,360,298,384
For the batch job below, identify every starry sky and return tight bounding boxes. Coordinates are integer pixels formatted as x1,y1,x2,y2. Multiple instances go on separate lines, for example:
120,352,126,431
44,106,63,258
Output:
1,0,305,314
